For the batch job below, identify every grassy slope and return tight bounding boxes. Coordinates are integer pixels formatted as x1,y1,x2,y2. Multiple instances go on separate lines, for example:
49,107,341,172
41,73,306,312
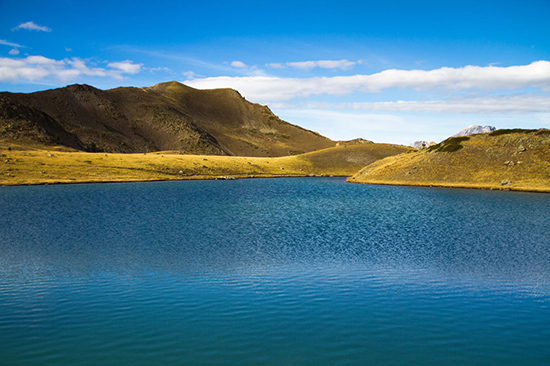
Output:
0,139,410,186
348,130,550,192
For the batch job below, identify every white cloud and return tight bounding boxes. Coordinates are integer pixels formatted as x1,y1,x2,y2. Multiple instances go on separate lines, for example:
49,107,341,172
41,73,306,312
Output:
286,60,317,70
67,58,110,78
185,61,550,103
316,59,356,70
182,70,202,79
347,95,550,114
230,60,247,68
266,63,285,69
0,39,24,48
9,49,20,55
107,60,142,74
13,21,52,32
273,94,550,114
146,66,172,73
0,55,143,82
286,59,356,71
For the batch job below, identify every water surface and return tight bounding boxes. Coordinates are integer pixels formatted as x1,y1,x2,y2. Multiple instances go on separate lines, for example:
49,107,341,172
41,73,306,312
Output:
1,178,549,365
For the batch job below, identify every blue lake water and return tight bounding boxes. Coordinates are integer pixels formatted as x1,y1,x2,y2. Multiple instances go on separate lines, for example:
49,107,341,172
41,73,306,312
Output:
1,177,549,365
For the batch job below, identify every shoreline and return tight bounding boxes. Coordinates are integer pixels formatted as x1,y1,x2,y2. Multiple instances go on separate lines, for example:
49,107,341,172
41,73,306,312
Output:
3,174,549,194
0,173,345,187
346,177,550,194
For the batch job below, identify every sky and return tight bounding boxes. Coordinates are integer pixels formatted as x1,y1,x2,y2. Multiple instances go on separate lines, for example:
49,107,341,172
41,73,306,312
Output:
1,0,549,145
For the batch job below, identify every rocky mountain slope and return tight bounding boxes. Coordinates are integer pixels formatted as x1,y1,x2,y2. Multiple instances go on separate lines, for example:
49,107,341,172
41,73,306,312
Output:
0,82,335,156
349,129,550,192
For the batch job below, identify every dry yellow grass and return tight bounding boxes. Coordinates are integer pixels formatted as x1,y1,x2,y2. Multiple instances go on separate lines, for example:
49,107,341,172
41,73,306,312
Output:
348,130,550,193
0,139,409,186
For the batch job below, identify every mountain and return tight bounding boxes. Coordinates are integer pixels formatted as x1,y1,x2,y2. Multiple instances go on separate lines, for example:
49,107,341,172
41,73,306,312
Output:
349,129,550,192
451,125,496,137
0,81,335,156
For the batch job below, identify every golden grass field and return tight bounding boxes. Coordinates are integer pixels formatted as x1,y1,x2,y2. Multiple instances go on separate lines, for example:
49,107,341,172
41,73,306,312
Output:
0,139,410,186
348,130,550,193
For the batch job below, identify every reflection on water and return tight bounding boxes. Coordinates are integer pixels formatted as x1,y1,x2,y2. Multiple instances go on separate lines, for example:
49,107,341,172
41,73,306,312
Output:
1,178,549,365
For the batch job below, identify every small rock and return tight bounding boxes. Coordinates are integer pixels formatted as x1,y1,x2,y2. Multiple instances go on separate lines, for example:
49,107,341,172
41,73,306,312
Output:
517,145,526,152
179,170,183,174
280,167,284,170
501,179,514,186
504,161,514,166
48,154,55,157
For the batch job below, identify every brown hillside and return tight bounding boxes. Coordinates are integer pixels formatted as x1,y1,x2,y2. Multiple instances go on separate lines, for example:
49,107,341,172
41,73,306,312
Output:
348,129,550,192
0,82,334,156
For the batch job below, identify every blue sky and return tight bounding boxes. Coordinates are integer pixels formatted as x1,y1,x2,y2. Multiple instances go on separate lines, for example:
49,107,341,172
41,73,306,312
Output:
1,0,549,144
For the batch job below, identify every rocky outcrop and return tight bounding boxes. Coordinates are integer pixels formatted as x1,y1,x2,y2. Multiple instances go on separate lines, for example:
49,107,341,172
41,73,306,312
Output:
410,141,436,149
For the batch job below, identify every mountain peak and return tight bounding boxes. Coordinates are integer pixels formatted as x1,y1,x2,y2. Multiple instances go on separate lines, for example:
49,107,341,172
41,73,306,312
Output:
0,82,335,156
452,125,496,137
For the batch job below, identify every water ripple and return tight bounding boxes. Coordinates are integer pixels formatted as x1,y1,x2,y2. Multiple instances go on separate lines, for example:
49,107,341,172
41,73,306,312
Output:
1,178,550,365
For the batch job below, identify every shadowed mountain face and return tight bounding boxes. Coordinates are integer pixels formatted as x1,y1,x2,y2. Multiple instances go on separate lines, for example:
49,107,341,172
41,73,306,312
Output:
0,81,335,156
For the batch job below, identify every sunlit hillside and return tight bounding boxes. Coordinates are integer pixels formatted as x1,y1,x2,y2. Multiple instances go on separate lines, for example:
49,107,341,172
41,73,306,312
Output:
349,129,550,193
0,139,410,186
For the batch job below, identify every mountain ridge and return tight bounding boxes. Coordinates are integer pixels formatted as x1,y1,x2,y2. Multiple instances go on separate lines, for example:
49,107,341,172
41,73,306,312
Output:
0,82,335,156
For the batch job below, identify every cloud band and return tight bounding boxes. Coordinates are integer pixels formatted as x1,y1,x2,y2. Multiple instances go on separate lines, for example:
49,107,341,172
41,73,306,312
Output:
186,61,550,103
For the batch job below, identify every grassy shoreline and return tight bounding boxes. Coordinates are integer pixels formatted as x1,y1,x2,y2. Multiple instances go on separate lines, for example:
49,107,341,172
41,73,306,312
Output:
1,139,410,186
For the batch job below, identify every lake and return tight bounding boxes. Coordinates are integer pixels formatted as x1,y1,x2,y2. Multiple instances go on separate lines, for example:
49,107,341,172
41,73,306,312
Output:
1,177,549,365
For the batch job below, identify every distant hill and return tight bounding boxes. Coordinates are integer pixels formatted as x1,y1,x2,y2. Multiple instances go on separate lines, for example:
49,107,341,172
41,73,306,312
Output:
0,81,335,156
349,129,550,192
